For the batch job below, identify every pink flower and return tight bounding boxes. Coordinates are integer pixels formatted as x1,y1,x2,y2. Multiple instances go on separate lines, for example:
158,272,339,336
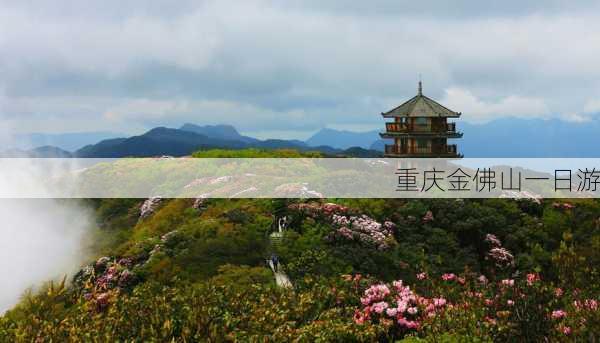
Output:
562,326,572,335
433,298,447,307
507,300,514,306
372,301,389,314
478,275,488,284
457,277,466,285
442,273,456,281
586,299,598,311
354,310,366,325
392,280,404,289
526,273,540,285
405,320,420,329
485,299,494,306
501,279,515,287
555,288,564,297
552,310,567,319
488,247,514,266
407,307,418,315
361,284,391,305
330,214,395,250
397,300,408,313
485,233,502,247
386,308,398,317
397,317,408,327
416,272,427,280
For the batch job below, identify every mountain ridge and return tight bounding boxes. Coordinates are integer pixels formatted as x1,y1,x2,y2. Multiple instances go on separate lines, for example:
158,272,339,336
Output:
70,125,380,158
7,118,600,158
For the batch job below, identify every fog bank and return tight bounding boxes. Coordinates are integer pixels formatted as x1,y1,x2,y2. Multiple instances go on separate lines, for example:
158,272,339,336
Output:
0,199,91,313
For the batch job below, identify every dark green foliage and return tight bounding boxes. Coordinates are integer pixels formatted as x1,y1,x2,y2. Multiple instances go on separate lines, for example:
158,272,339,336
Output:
2,197,600,341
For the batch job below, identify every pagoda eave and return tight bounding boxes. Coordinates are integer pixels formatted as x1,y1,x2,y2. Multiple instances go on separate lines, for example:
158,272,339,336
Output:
381,113,461,119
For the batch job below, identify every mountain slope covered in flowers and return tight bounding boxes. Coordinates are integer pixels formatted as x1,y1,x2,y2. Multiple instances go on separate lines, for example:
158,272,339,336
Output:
1,180,600,340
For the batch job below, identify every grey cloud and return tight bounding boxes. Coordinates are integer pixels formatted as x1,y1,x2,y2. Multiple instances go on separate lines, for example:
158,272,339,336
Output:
2,0,600,135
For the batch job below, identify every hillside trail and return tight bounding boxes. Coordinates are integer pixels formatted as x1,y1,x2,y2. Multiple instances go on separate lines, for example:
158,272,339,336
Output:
268,259,293,288
268,217,293,288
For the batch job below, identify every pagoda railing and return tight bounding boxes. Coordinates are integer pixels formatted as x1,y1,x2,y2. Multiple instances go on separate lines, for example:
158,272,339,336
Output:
385,123,409,132
446,122,456,133
385,144,459,155
385,122,457,133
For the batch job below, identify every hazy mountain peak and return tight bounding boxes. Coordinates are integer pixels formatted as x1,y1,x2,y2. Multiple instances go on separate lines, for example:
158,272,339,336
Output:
179,123,259,144
307,128,380,150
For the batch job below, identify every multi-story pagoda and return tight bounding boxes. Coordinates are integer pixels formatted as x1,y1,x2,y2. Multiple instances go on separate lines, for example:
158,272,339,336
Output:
380,82,463,157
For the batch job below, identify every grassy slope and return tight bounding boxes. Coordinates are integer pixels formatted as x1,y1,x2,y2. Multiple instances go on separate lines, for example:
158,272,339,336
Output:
2,150,600,341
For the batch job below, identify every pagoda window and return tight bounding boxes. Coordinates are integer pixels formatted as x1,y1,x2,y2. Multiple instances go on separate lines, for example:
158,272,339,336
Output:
416,138,429,148
414,117,429,131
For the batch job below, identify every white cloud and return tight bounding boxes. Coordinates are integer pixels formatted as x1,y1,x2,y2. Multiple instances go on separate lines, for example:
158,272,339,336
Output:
441,87,549,123
103,99,192,121
584,99,600,114
560,112,591,123
2,1,600,135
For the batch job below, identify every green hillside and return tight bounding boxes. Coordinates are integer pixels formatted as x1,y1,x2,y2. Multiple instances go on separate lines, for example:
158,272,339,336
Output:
1,150,599,341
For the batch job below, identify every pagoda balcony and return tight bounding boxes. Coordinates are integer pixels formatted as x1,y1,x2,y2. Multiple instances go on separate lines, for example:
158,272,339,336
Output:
384,122,458,134
446,144,458,154
385,122,410,132
384,144,460,156
447,122,456,132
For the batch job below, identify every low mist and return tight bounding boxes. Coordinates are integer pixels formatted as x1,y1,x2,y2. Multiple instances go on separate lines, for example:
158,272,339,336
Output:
0,199,91,313
0,120,93,313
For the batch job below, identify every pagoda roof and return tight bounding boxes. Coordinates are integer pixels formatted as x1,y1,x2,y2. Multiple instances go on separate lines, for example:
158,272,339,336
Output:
381,82,461,118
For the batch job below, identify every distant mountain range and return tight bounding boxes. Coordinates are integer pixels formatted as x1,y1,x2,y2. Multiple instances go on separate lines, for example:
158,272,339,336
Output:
306,128,380,150
310,118,600,157
2,146,74,158
73,124,352,157
15,124,371,158
8,131,123,151
5,118,600,158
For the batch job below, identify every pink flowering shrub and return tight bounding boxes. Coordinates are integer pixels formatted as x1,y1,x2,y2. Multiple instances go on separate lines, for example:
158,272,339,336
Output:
484,234,502,247
73,255,140,312
328,214,396,250
354,279,448,333
552,202,575,210
351,270,600,341
288,201,396,250
288,202,350,219
483,233,515,270
422,210,434,223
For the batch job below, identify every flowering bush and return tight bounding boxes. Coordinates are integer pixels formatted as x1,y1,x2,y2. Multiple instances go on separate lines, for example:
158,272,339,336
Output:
72,255,140,313
328,214,396,250
287,201,396,250
288,201,350,218
139,196,162,219
354,279,448,333
350,270,600,341
3,196,600,342
484,233,515,270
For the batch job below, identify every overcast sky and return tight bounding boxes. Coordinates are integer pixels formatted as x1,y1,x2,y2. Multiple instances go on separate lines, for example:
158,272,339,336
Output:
1,0,600,139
